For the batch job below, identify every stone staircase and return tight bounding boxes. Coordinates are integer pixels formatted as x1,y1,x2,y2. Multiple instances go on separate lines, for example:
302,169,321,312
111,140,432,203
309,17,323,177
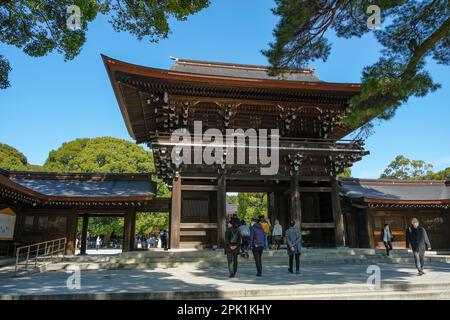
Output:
3,278,450,300
235,282,450,300
33,248,450,272
2,248,450,300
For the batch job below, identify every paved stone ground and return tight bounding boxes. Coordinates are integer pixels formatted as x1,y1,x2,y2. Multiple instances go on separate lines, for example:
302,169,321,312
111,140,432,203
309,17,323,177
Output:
0,257,15,267
74,249,122,255
72,248,199,255
1,261,450,298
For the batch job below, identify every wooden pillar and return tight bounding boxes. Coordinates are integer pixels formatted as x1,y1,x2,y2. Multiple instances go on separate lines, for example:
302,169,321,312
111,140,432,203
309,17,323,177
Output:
170,176,182,249
274,191,287,231
13,208,23,243
122,209,136,252
268,192,276,223
290,173,301,227
65,211,77,255
366,209,375,248
217,175,227,247
80,214,89,255
343,210,354,247
331,177,345,247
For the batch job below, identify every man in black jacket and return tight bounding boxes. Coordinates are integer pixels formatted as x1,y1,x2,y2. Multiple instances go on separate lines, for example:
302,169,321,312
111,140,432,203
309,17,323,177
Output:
406,218,431,276
224,220,242,278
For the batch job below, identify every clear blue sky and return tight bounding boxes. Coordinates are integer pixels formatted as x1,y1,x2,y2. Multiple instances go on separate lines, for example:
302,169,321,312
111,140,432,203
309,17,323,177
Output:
0,0,449,178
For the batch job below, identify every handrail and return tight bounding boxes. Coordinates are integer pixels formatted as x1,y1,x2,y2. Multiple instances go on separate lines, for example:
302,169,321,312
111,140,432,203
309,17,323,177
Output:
15,237,66,276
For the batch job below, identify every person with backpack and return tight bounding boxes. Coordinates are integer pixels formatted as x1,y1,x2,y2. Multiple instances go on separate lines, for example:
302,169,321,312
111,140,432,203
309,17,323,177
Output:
272,219,283,250
250,217,265,277
224,220,242,278
238,219,250,258
260,217,270,251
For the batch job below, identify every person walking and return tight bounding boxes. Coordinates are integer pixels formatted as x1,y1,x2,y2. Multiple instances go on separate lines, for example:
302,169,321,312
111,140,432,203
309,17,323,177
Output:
406,218,431,276
95,236,101,251
285,220,301,274
272,219,283,250
250,217,265,277
224,220,242,278
260,217,270,251
161,230,169,250
381,224,394,256
238,219,250,258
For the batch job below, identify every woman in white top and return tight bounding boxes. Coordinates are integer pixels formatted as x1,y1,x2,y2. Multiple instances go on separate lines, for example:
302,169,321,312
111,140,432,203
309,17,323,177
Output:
272,220,283,250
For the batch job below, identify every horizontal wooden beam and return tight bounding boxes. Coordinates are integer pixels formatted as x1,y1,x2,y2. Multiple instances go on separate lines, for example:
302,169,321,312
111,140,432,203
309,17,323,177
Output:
299,187,332,193
227,186,286,193
180,230,208,236
181,185,218,191
301,222,335,228
180,223,218,229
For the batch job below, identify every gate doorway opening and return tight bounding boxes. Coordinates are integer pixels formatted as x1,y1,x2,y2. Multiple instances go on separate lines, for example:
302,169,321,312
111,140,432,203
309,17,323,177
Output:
134,212,169,250
75,214,124,255
227,192,268,226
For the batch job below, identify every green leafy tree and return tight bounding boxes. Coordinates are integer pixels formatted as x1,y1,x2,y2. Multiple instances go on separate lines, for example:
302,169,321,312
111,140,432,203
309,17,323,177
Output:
380,155,434,179
0,55,11,89
135,212,169,235
237,193,268,225
0,143,29,170
0,143,45,171
44,136,170,194
89,216,124,245
339,167,352,178
44,137,155,173
427,167,450,180
0,0,210,89
263,0,449,136
227,194,238,205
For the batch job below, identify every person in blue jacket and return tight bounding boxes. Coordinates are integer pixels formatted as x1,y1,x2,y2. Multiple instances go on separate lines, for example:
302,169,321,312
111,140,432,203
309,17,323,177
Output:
250,217,265,276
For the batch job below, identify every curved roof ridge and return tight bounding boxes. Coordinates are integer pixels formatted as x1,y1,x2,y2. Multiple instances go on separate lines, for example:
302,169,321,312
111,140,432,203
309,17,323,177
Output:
340,178,448,185
170,56,316,74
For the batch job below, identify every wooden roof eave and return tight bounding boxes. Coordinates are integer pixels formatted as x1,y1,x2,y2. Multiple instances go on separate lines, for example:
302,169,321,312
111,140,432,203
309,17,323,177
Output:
0,175,155,204
102,55,361,92
102,55,137,140
101,54,361,141
352,197,450,205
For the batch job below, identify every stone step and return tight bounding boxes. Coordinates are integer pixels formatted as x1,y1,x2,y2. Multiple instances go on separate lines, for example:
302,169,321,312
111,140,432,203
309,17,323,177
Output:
2,280,450,300
3,249,448,275
39,256,443,272
239,289,450,300
63,249,415,263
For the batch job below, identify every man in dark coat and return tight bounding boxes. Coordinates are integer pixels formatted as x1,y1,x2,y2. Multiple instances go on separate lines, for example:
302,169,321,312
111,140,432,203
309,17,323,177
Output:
285,220,301,274
406,218,431,276
230,214,241,228
250,217,265,277
224,220,242,278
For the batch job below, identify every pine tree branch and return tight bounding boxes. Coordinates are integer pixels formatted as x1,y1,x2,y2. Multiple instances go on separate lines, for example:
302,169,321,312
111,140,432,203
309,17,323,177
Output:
402,15,450,78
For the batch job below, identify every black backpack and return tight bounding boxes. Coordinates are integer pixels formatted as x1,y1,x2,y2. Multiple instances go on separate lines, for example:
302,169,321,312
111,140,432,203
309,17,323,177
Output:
229,229,240,245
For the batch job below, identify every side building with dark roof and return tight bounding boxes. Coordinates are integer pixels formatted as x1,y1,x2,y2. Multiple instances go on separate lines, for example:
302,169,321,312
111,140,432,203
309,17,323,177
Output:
340,178,450,250
0,169,170,255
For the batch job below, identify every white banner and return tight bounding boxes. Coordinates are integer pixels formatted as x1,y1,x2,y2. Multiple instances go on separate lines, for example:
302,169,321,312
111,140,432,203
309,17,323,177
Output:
0,208,16,240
